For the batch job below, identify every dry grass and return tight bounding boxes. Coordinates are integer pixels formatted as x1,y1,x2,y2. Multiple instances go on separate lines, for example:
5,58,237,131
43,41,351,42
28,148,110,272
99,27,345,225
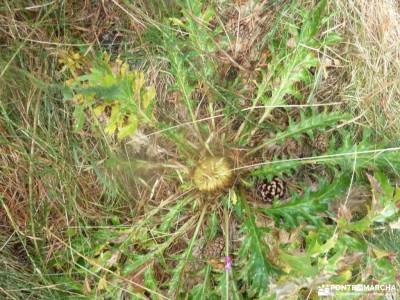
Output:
333,0,400,137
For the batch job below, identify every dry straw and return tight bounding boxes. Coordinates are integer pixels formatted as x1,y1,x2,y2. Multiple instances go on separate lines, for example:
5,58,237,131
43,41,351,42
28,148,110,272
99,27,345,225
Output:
334,0,400,136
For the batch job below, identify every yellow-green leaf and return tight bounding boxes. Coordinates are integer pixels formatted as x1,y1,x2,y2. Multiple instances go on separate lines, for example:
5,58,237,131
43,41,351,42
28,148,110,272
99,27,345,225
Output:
98,276,108,290
93,104,106,117
117,115,138,140
142,87,155,111
133,71,145,93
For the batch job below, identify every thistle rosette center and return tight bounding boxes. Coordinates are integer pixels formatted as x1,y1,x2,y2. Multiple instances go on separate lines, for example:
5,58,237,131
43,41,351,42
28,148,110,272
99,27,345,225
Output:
193,157,234,192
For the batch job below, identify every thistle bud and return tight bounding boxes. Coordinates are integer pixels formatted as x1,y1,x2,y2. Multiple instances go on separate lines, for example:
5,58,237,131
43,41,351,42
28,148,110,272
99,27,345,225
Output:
193,157,234,192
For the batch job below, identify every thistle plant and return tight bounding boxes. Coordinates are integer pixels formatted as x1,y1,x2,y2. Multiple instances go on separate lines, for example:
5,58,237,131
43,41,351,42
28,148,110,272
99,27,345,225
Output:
54,1,400,298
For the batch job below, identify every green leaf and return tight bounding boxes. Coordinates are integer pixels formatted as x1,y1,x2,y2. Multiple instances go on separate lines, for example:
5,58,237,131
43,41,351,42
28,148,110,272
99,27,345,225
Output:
252,159,301,178
306,231,338,257
299,0,327,41
159,196,192,233
66,55,155,139
117,115,138,140
190,265,212,300
237,195,277,295
144,267,161,300
217,268,242,300
279,251,317,277
73,105,86,131
142,86,156,112
77,84,120,101
250,110,348,155
168,207,206,297
205,211,220,240
253,130,400,178
273,111,347,144
62,85,73,100
324,32,342,45
259,177,350,227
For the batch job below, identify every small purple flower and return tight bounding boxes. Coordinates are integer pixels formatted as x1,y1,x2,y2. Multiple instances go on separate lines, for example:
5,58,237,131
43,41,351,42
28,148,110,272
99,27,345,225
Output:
225,256,232,271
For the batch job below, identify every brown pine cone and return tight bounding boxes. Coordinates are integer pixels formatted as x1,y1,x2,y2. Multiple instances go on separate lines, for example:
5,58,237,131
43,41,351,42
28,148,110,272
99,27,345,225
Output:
256,177,286,203
313,132,329,153
203,236,225,259
284,138,300,157
203,236,226,271
99,29,122,54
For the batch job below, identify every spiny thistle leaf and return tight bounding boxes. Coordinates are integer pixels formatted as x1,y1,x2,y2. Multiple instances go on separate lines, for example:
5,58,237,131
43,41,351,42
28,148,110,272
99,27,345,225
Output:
250,110,348,154
368,229,400,263
324,132,400,173
165,43,196,120
217,269,242,300
236,195,278,296
124,245,167,277
252,159,302,179
168,245,192,297
253,0,328,129
259,176,350,227
168,207,206,297
278,251,318,277
144,267,161,300
159,196,193,233
190,265,213,300
161,2,220,128
273,110,347,144
298,0,327,42
207,212,220,239
253,129,400,178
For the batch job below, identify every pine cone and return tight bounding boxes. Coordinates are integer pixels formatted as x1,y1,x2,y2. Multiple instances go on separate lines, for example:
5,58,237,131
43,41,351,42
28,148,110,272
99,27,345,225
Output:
284,138,299,157
256,177,286,203
203,236,225,259
313,132,329,153
203,236,226,271
99,29,122,54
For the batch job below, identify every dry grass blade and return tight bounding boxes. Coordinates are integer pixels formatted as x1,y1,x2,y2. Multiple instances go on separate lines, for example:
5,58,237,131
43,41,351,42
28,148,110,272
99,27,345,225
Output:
333,0,400,137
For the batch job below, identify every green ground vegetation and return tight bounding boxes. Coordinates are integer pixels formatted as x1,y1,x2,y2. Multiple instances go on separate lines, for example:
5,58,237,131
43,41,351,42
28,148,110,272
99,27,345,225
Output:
0,0,399,299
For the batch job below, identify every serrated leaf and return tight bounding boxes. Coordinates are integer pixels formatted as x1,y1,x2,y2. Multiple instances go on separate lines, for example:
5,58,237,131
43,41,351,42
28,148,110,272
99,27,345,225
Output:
144,267,160,300
66,55,155,139
324,32,342,45
299,0,327,41
168,207,206,297
133,71,145,92
272,111,346,143
279,251,317,277
307,232,338,257
251,111,347,154
237,196,277,295
252,160,301,179
159,196,192,233
259,177,350,227
190,265,213,300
